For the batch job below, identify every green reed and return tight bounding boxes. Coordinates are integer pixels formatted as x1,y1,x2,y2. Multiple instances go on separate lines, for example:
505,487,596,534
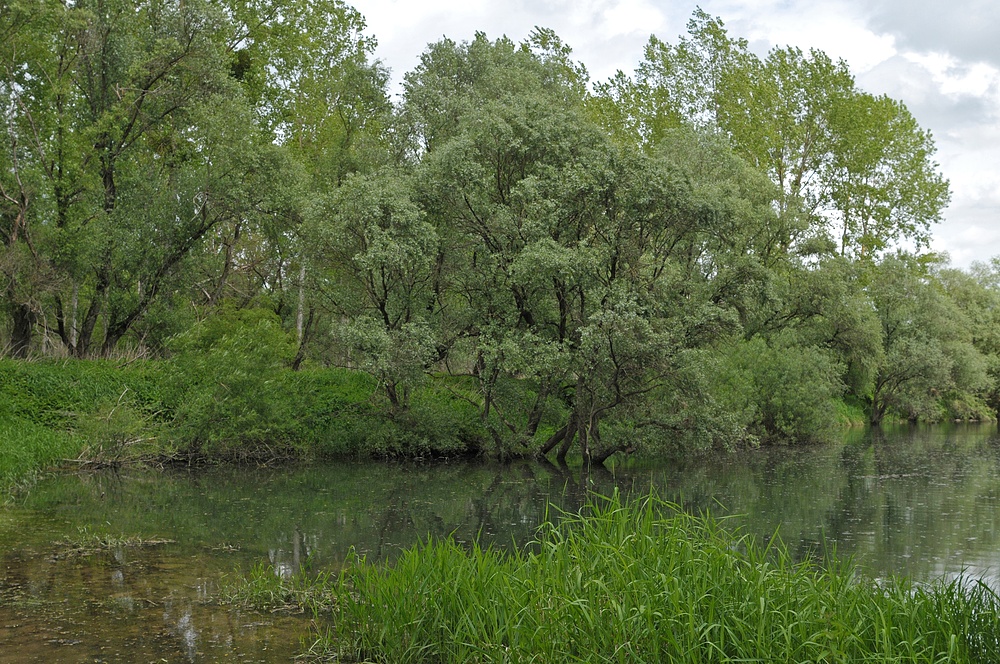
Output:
224,560,339,614
267,492,1000,663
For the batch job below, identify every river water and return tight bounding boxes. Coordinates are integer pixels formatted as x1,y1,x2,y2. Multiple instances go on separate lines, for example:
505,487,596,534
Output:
2,423,1000,661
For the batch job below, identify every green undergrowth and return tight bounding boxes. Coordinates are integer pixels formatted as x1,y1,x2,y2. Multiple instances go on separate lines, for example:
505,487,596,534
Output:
0,357,486,489
0,417,78,490
232,493,1000,663
834,396,869,426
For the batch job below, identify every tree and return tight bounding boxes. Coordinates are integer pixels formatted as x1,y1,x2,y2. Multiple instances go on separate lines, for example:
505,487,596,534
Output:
304,169,439,410
825,93,950,258
406,34,777,462
0,0,386,358
10,0,247,357
719,47,853,222
222,0,391,365
939,260,1000,417
594,10,950,262
866,256,988,424
0,0,76,356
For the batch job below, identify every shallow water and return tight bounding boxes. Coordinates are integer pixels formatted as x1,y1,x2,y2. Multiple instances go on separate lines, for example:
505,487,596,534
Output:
3,423,1000,661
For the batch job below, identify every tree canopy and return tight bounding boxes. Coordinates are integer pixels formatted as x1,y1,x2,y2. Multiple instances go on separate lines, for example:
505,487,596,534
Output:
2,4,994,463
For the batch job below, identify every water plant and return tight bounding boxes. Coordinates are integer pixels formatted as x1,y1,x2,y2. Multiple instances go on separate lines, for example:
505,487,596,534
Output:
235,492,1000,663
224,560,338,615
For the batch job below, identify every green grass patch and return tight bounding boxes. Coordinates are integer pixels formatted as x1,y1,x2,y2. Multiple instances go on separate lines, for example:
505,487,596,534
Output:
0,417,80,490
0,357,486,489
237,492,1000,663
223,560,340,615
834,396,869,426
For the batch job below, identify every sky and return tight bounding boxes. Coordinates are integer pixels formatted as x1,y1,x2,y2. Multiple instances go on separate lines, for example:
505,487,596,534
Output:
351,0,1000,268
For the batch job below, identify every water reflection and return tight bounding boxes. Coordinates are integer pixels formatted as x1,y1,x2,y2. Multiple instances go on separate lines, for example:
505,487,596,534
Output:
2,423,1000,661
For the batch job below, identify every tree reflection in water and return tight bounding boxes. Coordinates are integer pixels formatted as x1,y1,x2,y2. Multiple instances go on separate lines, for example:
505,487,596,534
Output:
3,423,1000,661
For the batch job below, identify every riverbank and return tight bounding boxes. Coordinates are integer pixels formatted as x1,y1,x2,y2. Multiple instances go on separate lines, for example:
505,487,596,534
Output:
0,357,986,491
0,358,484,490
229,492,1000,663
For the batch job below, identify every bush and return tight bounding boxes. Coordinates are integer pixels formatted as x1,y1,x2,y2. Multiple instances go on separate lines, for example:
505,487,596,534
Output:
164,307,299,457
714,334,845,443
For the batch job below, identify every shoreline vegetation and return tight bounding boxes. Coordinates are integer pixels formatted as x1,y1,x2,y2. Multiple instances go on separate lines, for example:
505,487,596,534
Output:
5,4,1000,660
4,3,1000,487
227,492,1000,663
0,355,988,491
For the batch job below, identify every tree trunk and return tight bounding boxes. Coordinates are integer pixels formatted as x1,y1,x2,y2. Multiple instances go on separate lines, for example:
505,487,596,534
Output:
291,306,314,371
8,302,35,358
555,415,577,463
75,261,110,358
521,382,551,446
591,438,622,466
296,262,306,344
70,282,78,349
209,221,240,306
870,397,886,426
539,423,569,456
386,382,402,411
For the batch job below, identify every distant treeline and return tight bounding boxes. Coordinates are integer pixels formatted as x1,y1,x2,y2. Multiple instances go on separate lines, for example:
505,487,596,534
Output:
2,1,998,465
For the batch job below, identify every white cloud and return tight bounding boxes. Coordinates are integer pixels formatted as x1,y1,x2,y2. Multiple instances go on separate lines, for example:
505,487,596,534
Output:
903,52,1000,98
706,0,897,71
599,0,668,37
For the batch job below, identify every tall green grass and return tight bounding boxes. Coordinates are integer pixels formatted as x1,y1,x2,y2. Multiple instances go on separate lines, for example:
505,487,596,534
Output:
242,493,1000,663
0,417,79,489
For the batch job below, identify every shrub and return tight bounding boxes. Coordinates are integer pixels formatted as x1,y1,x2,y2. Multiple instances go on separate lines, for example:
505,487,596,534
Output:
164,307,298,457
715,335,845,443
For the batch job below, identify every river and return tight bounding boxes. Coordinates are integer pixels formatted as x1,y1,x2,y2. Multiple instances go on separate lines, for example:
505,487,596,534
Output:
2,423,999,661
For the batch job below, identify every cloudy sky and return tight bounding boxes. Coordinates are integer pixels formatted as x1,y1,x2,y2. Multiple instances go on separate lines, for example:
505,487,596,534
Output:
351,0,1000,268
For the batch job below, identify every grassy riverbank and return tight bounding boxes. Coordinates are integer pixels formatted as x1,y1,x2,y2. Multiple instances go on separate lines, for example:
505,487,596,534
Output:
0,354,987,491
230,493,1000,663
0,358,482,489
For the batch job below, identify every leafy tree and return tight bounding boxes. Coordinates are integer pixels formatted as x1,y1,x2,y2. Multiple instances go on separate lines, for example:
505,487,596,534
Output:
221,0,391,365
825,93,950,258
0,0,387,359
866,256,988,424
763,257,884,399
0,0,247,357
407,34,777,462
595,10,950,262
938,261,1000,417
304,169,439,410
0,0,78,356
719,47,853,222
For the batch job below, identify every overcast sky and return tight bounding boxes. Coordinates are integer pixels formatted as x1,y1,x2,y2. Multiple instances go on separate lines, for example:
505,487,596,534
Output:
351,0,1000,268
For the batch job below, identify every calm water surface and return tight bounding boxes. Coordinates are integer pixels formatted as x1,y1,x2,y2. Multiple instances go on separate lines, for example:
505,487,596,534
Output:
3,423,1000,661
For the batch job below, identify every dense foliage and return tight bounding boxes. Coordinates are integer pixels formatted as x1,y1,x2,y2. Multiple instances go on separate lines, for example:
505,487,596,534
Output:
2,2,998,465
231,493,1000,663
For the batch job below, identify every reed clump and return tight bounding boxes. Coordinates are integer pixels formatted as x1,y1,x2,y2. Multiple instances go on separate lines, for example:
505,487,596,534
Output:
261,492,1000,663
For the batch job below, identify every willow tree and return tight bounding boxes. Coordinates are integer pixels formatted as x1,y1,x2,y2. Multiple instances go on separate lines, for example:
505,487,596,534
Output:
866,256,989,424
303,169,440,410
402,33,776,463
